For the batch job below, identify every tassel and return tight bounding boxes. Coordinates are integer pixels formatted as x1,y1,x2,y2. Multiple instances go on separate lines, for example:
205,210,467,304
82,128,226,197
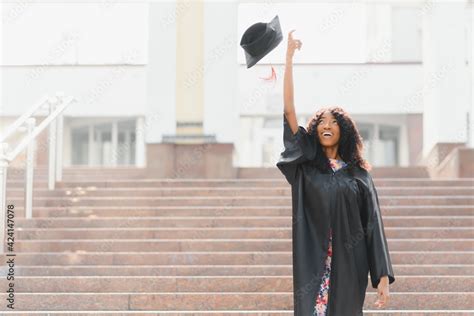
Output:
259,65,277,82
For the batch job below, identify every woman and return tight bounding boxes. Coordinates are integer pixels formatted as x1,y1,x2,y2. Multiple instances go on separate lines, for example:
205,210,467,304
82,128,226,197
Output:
276,30,395,316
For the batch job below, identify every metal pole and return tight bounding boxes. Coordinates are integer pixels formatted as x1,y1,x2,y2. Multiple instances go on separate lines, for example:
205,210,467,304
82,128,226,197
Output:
468,4,474,148
56,113,64,182
55,92,65,182
0,143,9,254
25,118,36,219
111,121,118,166
48,97,57,190
136,116,146,167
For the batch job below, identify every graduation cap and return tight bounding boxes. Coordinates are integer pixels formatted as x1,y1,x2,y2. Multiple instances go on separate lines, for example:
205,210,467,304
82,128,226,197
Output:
240,15,283,68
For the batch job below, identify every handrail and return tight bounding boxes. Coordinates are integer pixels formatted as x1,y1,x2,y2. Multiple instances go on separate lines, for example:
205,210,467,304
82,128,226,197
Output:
0,94,49,144
4,96,75,162
0,92,76,254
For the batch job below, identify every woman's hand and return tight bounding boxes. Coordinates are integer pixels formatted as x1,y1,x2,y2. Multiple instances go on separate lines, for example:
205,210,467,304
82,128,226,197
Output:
283,30,301,134
286,30,302,61
374,275,390,308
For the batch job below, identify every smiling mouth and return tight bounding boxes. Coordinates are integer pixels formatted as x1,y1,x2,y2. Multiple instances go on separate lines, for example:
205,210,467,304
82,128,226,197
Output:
322,132,333,138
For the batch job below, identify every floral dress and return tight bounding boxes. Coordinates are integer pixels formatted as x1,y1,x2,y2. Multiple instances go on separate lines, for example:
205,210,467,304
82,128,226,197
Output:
313,158,347,316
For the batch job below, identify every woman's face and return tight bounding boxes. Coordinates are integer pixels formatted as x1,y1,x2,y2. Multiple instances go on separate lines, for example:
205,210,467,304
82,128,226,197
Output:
316,111,341,147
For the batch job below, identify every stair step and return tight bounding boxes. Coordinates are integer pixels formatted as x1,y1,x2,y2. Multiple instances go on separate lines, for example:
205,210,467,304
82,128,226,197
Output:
6,186,474,197
13,216,474,228
13,239,474,252
19,205,474,218
0,292,472,310
2,251,473,265
6,178,474,188
1,276,472,293
16,227,474,239
238,166,432,178
8,196,474,207
11,264,474,276
5,312,469,316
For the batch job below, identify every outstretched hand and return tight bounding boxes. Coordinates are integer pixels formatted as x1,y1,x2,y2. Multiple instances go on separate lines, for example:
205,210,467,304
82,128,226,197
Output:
286,30,302,60
374,275,390,308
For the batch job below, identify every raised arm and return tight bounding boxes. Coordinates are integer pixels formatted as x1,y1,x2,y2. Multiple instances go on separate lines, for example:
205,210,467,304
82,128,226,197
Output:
283,30,302,135
277,31,317,185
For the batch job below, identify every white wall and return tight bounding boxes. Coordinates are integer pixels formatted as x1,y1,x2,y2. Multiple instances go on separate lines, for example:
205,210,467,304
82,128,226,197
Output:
203,1,239,145
422,3,470,156
1,65,147,116
391,6,422,62
238,63,424,116
237,3,368,64
1,2,148,117
145,2,177,144
237,2,423,65
1,2,147,65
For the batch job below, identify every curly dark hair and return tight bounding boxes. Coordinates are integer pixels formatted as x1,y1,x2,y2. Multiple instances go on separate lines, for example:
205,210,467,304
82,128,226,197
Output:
305,106,372,173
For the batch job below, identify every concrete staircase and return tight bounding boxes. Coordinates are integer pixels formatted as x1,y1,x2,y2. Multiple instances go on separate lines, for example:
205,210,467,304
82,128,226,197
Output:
1,167,473,314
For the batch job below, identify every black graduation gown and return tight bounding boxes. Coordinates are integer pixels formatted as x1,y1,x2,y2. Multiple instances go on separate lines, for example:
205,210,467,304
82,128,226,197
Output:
276,114,395,315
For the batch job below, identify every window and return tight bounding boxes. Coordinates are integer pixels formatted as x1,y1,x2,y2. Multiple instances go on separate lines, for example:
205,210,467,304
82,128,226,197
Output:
71,126,89,165
358,123,374,163
70,119,137,166
379,125,399,166
93,123,113,165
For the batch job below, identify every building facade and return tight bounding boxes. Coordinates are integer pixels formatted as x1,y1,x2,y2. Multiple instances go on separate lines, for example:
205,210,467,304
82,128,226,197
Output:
1,1,472,172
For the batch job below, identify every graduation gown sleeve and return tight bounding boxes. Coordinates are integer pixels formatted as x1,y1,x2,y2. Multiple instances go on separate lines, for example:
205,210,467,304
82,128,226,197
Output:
276,113,318,185
361,172,396,289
